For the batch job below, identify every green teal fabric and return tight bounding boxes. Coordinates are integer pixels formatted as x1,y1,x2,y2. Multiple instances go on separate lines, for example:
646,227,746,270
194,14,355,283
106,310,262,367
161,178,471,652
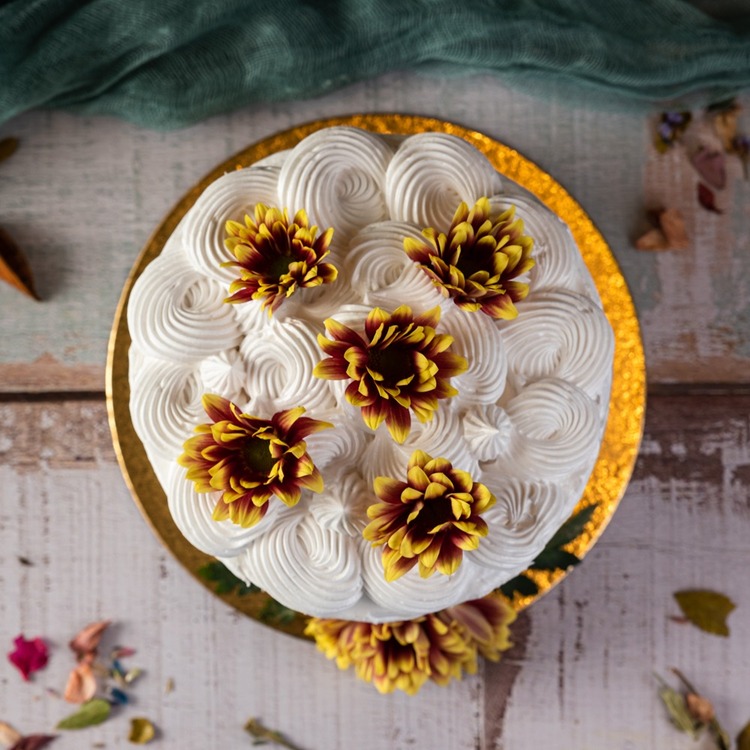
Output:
0,0,749,129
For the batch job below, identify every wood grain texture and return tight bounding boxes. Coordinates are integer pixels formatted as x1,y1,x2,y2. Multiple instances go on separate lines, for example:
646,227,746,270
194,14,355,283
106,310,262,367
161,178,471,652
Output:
1,394,748,749
3,75,746,391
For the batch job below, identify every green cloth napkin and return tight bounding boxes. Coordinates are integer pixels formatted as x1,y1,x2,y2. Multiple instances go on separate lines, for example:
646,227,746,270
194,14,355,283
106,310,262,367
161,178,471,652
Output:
1,0,748,129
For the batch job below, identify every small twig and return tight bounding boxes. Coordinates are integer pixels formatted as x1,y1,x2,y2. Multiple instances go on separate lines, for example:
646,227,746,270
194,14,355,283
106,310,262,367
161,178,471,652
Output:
670,668,731,750
244,718,306,750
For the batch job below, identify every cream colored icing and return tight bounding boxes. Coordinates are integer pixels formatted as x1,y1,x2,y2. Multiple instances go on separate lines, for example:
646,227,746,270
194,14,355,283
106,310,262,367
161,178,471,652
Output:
128,126,613,622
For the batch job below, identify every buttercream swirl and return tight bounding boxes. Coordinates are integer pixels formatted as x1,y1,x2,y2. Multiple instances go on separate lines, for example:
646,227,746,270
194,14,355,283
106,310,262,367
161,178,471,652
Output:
199,349,246,399
277,126,393,242
385,133,503,229
236,509,363,617
183,165,282,284
128,237,242,363
462,404,514,462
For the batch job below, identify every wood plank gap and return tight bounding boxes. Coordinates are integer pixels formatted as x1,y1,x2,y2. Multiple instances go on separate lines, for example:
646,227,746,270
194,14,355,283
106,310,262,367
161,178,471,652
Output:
647,382,750,397
0,390,104,403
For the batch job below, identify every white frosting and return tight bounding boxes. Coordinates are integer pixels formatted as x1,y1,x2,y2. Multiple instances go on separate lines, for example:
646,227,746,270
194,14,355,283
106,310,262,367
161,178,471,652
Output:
129,128,613,622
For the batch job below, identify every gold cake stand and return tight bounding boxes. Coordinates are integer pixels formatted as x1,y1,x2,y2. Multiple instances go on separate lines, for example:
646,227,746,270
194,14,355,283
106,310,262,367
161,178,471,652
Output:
106,114,646,639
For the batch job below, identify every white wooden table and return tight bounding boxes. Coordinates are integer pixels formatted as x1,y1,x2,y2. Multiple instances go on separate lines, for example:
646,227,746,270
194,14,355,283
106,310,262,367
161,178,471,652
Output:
1,72,749,749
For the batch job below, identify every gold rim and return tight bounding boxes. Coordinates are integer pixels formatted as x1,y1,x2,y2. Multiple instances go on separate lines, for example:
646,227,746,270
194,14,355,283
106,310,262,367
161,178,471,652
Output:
106,114,646,638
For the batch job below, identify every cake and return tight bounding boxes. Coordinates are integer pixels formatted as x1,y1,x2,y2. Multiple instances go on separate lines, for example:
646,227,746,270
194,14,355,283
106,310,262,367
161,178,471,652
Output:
127,125,614,623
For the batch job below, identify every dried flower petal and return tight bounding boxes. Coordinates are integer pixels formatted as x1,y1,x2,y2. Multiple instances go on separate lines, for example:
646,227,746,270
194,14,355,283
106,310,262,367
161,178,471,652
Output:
56,699,110,730
685,692,715,723
164,678,174,694
69,621,110,660
635,227,669,251
0,228,40,300
658,208,689,249
244,719,303,750
7,636,48,681
128,718,155,744
673,589,735,636
655,678,701,738
10,737,57,750
690,146,726,190
697,184,722,214
710,101,741,152
63,662,97,704
0,722,22,747
110,646,136,660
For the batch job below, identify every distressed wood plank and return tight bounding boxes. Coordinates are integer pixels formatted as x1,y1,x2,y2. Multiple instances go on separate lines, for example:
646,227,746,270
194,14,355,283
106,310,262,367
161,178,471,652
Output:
6,75,746,391
2,394,749,747
0,398,482,750
495,394,750,749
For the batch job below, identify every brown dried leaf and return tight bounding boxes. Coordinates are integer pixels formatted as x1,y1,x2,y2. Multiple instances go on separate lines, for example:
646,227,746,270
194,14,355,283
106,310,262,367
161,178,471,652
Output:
673,589,735,636
658,208,689,250
69,620,111,660
127,718,155,744
0,138,19,164
0,722,23,747
685,692,714,723
738,721,750,750
690,146,726,190
712,105,740,152
697,184,723,214
10,737,57,750
635,227,669,251
0,227,39,300
63,662,97,704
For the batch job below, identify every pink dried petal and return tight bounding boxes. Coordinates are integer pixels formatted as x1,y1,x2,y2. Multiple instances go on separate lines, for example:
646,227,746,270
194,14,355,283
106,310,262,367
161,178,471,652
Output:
690,146,726,190
658,209,689,250
698,183,723,214
7,636,49,681
10,736,57,750
63,662,97,704
69,621,110,660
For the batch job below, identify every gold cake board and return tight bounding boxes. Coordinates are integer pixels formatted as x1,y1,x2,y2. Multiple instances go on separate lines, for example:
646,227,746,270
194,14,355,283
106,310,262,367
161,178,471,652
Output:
106,114,646,639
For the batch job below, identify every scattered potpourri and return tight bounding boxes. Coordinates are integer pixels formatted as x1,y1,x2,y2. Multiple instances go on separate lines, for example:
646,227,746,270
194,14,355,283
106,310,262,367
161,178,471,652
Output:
635,208,689,251
0,722,56,750
7,636,48,681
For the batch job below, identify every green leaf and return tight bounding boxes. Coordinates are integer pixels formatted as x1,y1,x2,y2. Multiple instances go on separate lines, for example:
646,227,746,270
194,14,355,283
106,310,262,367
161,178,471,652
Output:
128,717,155,744
56,698,111,730
197,561,259,596
499,574,539,599
655,680,701,738
545,504,597,549
737,722,750,750
0,137,18,165
531,549,582,572
260,598,297,625
673,589,735,637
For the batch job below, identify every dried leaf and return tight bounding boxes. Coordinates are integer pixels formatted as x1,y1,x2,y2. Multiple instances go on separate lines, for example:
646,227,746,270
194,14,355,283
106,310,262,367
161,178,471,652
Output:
737,721,750,750
10,737,57,750
7,636,48,681
658,208,689,249
697,183,723,214
56,699,111,730
0,722,23,747
635,227,669,251
685,692,714,723
244,719,305,750
63,662,97,704
124,668,141,684
0,227,40,300
127,718,155,744
0,138,18,164
711,103,741,152
656,681,701,738
673,589,735,636
164,677,174,694
69,620,110,660
690,146,726,190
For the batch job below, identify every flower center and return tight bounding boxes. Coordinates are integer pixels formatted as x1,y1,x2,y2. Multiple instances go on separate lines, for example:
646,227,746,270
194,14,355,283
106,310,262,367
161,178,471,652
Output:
368,346,411,384
241,437,277,474
413,493,453,531
455,243,492,279
266,253,293,281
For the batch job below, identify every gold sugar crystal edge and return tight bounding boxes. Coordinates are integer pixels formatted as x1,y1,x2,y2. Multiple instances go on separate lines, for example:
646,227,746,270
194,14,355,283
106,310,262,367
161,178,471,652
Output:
106,114,646,638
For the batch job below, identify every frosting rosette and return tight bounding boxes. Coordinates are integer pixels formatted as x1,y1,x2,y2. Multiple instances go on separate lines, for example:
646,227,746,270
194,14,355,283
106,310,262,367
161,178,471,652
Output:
128,126,614,622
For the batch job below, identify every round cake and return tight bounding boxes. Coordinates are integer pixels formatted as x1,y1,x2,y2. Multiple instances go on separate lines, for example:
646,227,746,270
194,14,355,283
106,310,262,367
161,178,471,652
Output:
127,126,614,623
